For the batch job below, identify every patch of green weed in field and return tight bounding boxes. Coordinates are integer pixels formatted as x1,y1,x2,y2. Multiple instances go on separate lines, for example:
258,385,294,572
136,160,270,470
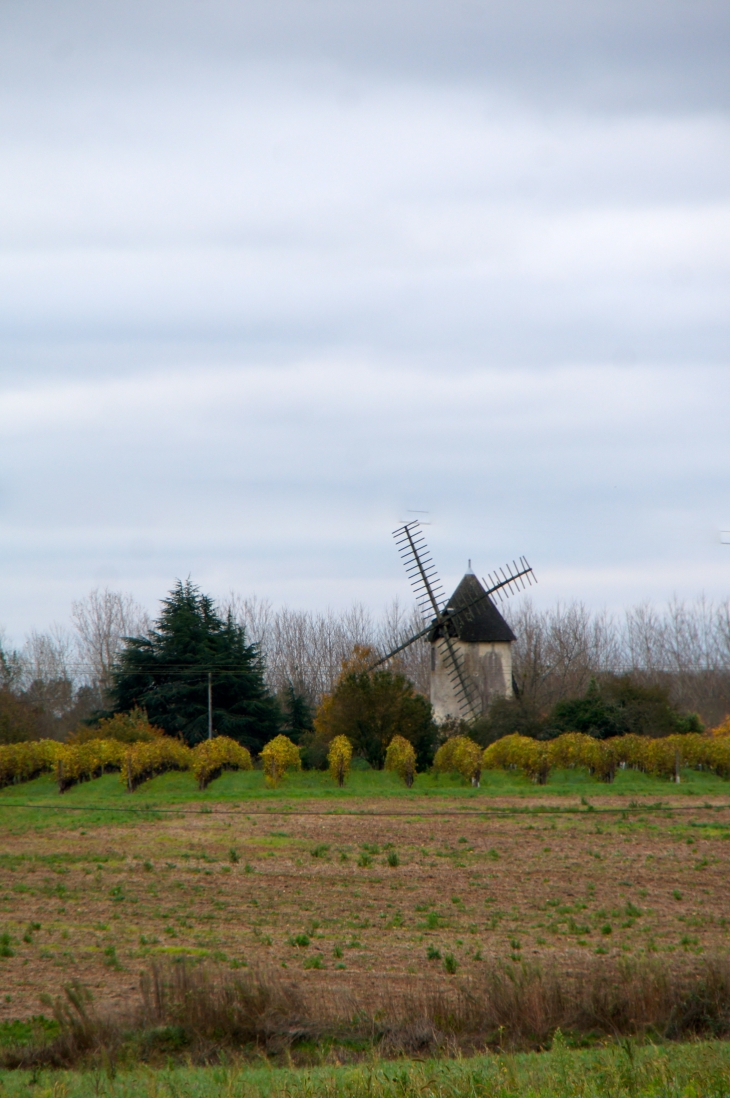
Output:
103,945,122,970
303,955,324,969
0,1016,58,1048
443,952,458,973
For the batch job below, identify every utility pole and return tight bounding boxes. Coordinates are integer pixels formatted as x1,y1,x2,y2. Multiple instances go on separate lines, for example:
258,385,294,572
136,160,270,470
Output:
208,671,213,740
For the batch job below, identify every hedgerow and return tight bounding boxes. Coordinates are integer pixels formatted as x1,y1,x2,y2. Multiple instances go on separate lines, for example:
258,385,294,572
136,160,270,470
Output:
56,739,127,792
480,729,730,784
434,735,483,785
190,736,253,790
4,735,257,793
4,729,730,795
0,739,60,789
121,738,193,791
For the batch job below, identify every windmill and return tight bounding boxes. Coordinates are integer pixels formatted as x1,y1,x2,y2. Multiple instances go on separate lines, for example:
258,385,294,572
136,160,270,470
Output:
372,521,536,722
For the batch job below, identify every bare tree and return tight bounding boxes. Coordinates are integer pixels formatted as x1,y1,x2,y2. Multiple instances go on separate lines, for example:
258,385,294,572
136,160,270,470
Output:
507,596,730,726
375,597,430,696
623,596,730,722
507,601,620,709
72,588,149,705
0,629,22,691
224,595,430,706
223,593,274,651
17,625,75,726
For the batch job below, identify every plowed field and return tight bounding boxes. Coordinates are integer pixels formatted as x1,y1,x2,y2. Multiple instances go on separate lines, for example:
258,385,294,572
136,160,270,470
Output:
2,778,730,1021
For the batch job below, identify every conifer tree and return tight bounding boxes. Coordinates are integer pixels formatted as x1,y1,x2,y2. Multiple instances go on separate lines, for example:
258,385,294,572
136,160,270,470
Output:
110,580,281,750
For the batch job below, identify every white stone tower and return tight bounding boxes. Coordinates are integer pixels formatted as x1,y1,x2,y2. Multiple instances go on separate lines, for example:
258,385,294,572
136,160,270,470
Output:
429,567,515,722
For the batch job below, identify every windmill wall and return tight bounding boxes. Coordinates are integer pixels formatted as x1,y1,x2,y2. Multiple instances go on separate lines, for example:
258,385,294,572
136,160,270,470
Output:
430,640,513,723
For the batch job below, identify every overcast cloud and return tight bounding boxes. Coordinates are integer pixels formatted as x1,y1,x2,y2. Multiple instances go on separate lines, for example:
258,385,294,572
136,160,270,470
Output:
1,0,729,643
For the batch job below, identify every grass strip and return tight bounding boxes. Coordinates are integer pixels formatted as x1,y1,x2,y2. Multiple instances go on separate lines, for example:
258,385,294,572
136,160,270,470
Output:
2,1039,730,1097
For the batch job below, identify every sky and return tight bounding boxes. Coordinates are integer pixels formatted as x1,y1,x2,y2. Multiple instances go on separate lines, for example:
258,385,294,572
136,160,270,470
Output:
1,0,729,643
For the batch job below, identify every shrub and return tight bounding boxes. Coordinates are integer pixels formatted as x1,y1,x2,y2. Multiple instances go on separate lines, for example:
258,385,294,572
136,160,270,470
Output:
384,734,417,787
548,732,616,782
469,698,548,744
704,735,730,778
505,735,549,784
548,675,703,740
56,740,126,793
482,734,549,784
298,734,329,770
121,738,192,792
434,735,482,785
479,728,730,785
190,736,253,790
0,739,60,789
260,734,302,787
327,735,353,788
68,707,163,745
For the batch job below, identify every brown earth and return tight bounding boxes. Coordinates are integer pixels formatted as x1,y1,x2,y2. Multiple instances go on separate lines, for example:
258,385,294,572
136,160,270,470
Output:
1,795,730,1021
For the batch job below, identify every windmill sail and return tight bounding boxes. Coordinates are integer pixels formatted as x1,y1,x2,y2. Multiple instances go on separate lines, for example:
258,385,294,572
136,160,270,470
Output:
394,522,480,721
374,521,536,721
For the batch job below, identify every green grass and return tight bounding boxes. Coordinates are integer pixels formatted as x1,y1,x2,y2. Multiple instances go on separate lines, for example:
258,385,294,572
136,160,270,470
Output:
0,765,727,833
2,1038,730,1096
0,1017,58,1048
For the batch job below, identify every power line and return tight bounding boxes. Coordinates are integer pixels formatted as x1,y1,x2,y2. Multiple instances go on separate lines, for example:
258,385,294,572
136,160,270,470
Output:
5,664,274,679
6,657,418,680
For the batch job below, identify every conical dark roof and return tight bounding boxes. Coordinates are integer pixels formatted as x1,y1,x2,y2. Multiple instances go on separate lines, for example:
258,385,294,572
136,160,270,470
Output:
431,573,516,644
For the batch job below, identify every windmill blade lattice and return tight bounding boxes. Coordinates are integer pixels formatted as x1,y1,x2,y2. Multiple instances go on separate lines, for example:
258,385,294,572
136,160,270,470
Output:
393,522,481,721
393,522,445,625
483,558,535,601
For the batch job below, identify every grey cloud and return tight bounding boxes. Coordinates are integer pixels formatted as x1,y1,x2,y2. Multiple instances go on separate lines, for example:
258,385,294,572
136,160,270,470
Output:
1,0,728,110
0,0,728,642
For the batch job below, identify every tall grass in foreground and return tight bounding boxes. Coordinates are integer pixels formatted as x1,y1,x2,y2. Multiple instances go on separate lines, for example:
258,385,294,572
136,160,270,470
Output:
6,957,730,1071
2,1040,730,1097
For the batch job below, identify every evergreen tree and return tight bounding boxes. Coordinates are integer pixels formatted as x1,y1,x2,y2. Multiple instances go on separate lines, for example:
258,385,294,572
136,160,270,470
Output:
280,683,314,743
548,675,702,739
110,580,281,750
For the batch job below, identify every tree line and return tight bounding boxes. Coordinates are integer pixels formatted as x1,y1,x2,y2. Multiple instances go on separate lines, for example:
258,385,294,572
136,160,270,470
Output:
1,580,729,750
508,598,730,726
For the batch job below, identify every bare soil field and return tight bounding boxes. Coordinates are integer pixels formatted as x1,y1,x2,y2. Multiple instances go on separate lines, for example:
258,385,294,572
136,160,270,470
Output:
2,780,730,1022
